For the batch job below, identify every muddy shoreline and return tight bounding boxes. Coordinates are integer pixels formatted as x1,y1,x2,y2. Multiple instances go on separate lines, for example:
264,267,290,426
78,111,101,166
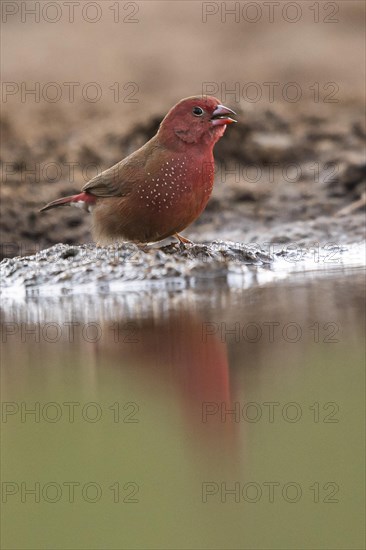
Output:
1,239,364,295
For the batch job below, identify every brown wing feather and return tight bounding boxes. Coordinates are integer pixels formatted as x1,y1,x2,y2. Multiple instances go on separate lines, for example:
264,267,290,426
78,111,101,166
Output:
82,139,158,198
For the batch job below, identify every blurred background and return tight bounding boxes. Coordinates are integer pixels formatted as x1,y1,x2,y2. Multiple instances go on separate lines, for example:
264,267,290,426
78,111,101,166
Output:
1,0,365,256
1,3,366,549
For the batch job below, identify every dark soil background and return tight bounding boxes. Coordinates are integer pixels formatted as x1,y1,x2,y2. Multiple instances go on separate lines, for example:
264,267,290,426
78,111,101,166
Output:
1,1,365,259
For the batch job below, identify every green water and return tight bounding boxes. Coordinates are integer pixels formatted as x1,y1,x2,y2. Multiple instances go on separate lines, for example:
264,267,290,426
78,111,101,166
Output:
1,270,365,549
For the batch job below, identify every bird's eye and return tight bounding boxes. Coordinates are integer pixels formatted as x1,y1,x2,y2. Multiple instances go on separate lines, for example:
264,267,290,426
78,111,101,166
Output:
192,106,204,117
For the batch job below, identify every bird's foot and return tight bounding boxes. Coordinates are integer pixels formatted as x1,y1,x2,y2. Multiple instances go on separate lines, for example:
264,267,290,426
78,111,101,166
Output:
335,192,366,217
136,243,150,253
174,233,194,250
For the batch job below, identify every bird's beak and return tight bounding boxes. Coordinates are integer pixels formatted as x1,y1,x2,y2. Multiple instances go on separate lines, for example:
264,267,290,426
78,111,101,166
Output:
211,104,237,126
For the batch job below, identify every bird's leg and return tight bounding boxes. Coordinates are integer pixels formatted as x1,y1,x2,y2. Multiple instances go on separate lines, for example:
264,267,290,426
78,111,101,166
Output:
335,192,366,217
136,243,150,253
175,233,194,246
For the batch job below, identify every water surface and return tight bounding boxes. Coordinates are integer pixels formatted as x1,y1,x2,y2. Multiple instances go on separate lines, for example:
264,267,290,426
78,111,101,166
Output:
1,266,365,549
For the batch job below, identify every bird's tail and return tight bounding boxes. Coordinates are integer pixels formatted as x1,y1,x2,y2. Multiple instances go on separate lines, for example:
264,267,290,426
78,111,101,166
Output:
40,192,92,212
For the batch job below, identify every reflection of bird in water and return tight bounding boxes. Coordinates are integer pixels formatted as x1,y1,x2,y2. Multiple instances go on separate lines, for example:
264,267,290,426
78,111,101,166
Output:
96,309,238,457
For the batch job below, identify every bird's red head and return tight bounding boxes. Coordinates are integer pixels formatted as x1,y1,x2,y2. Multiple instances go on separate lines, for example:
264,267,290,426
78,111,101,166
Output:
158,96,237,149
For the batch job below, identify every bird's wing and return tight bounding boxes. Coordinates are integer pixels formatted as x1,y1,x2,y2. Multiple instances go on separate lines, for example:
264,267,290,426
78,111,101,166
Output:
81,151,146,198
82,140,156,197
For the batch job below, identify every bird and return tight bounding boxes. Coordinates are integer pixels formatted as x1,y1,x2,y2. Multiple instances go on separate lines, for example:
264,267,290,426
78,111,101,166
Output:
40,96,237,245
